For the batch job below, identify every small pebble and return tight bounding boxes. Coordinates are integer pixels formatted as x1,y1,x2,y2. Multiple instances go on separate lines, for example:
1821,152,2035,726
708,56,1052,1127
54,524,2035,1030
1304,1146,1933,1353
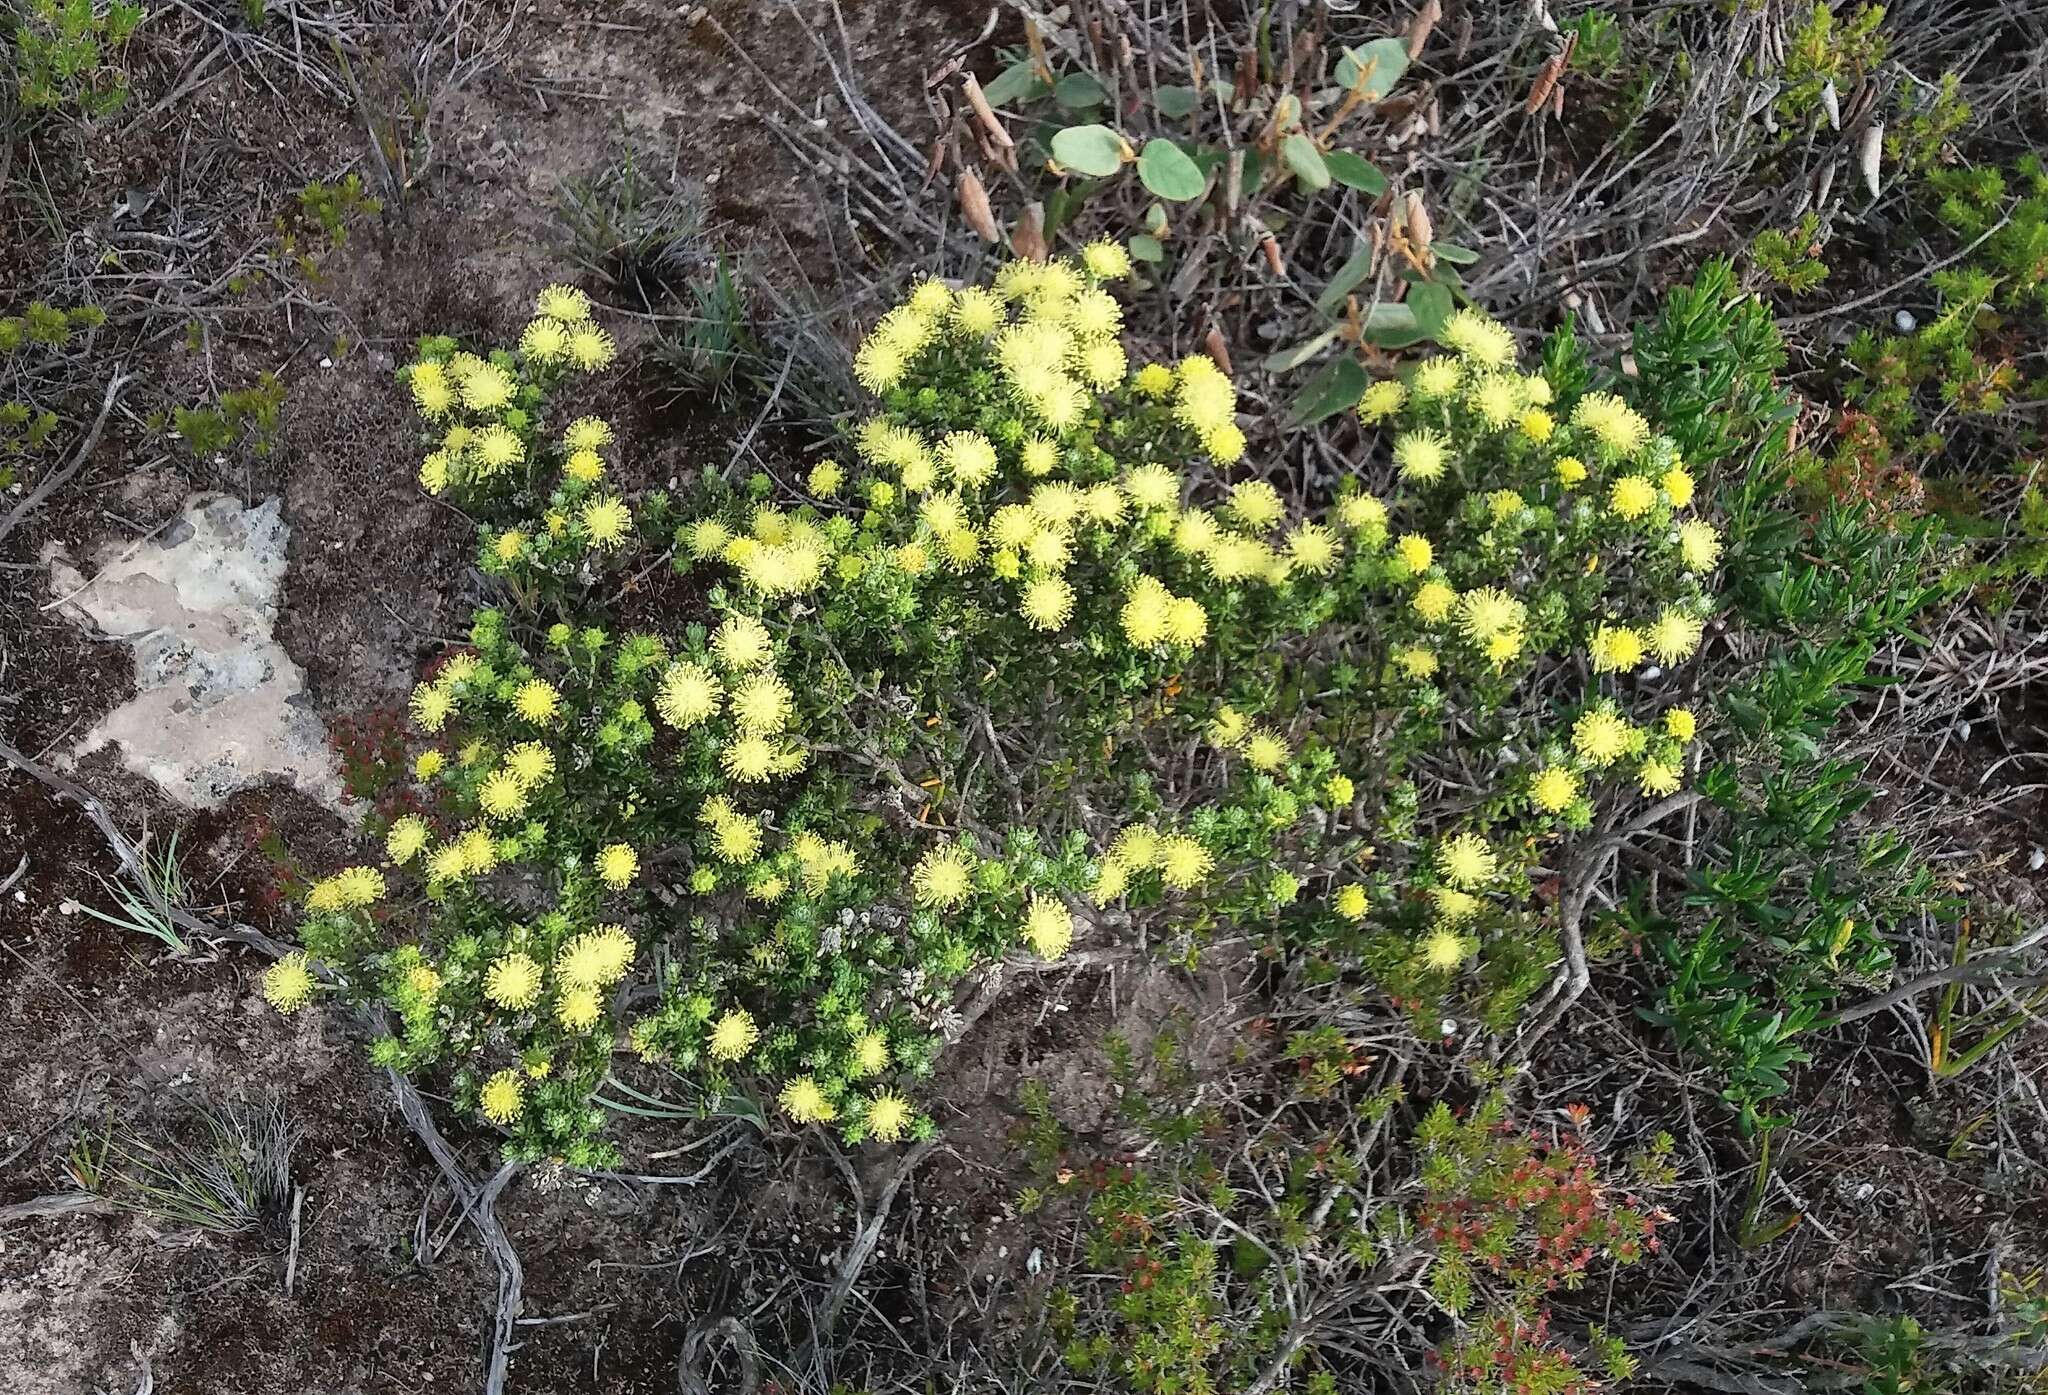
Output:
1894,310,1916,332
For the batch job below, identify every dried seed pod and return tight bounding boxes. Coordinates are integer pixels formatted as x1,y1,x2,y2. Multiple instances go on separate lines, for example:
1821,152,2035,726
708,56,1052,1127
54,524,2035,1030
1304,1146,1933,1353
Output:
957,170,998,243
1203,325,1233,376
1404,190,1433,255
961,74,1014,151
1524,54,1566,115
1013,202,1049,262
1859,122,1884,197
1408,0,1443,59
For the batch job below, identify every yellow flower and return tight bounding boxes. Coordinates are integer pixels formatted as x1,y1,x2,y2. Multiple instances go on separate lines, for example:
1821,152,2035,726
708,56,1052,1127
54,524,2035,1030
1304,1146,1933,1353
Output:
565,322,616,371
1023,895,1074,960
1519,408,1555,442
1468,374,1523,429
908,278,952,317
1080,239,1132,280
708,1008,759,1061
1484,629,1526,669
1422,929,1473,971
1335,884,1368,920
563,416,613,451
1133,362,1175,398
426,844,468,882
1412,356,1462,397
386,816,430,864
1677,519,1722,571
564,448,605,484
473,426,523,475
484,952,543,1009
656,661,722,728
458,360,514,411
1092,860,1129,903
1157,835,1213,890
941,430,1000,487
456,827,499,874
779,1076,837,1125
536,284,593,323
1243,728,1290,772
1589,623,1646,673
410,683,454,733
555,985,603,1032
1413,581,1456,623
912,845,975,910
1394,431,1450,484
1163,595,1208,648
1395,533,1434,572
1395,645,1438,679
1573,391,1650,456
711,810,762,865
1111,825,1161,870
520,317,568,363
1555,456,1588,487
597,843,639,889
1664,707,1698,742
556,925,635,988
478,769,528,820
1324,773,1355,806
1229,479,1285,531
1204,421,1247,464
503,742,555,788
852,1031,891,1077
721,734,781,782
307,866,386,912
1530,767,1581,813
1661,465,1695,508
1608,475,1658,521
418,452,450,495
953,287,1003,336
582,496,632,548
480,1070,525,1125
409,361,455,417
1639,759,1683,796
1358,379,1407,422
1121,575,1174,647
492,530,527,564
1208,707,1249,748
1432,888,1481,924
1457,586,1526,642
729,672,793,734
514,680,561,724
865,1090,913,1142
1572,708,1632,766
1439,308,1516,368
1435,832,1497,889
1021,576,1075,631
263,952,316,1012
712,616,774,670
1647,608,1705,663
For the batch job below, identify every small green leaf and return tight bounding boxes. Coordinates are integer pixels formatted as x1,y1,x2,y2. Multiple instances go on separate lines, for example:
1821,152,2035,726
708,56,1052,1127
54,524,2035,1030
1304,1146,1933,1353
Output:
1280,132,1330,190
1137,139,1206,201
1315,242,1376,317
1362,302,1427,349
1407,282,1454,335
1054,72,1109,109
1050,124,1126,178
1432,242,1480,266
1334,38,1410,101
1144,203,1169,236
1128,234,1165,263
1262,326,1341,374
1325,151,1388,195
980,60,1044,109
1155,85,1200,118
1286,357,1368,427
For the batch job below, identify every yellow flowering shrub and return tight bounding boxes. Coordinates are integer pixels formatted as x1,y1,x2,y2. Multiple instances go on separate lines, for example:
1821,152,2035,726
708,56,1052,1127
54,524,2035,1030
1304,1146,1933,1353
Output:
282,257,1724,1167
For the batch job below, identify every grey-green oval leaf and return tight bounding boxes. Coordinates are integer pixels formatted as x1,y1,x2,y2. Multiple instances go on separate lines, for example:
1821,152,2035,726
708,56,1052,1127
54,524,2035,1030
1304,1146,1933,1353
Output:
1155,85,1200,118
1050,124,1126,178
980,60,1045,109
1362,302,1426,349
1407,281,1454,335
1286,357,1368,427
1432,242,1480,265
1054,72,1109,109
1128,234,1165,263
1335,38,1410,101
1262,325,1341,374
1324,150,1388,195
1137,139,1206,201
1280,132,1330,190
